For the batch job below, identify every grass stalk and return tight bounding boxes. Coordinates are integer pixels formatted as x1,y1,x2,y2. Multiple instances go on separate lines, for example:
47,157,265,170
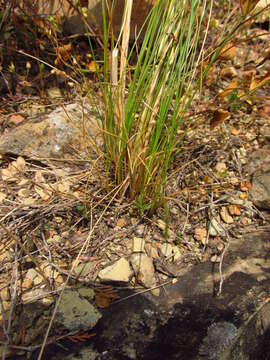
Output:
96,0,252,214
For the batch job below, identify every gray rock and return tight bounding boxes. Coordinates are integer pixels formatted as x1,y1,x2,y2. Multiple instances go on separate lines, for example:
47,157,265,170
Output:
198,322,238,359
250,170,270,209
52,346,99,360
247,148,270,209
0,103,102,159
247,148,270,176
55,289,102,332
209,218,225,237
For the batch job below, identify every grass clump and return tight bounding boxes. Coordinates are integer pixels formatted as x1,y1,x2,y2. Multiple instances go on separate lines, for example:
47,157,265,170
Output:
100,0,212,214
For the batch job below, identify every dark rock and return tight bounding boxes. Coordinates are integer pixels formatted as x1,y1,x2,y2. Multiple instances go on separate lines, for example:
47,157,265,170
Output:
198,321,238,359
250,170,270,209
248,148,270,209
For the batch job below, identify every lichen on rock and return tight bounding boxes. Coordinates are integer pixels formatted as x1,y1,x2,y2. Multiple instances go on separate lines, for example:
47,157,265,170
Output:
198,321,238,359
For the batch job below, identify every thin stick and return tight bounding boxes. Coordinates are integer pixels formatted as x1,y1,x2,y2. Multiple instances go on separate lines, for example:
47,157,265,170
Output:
112,278,178,304
217,241,229,296
16,50,79,85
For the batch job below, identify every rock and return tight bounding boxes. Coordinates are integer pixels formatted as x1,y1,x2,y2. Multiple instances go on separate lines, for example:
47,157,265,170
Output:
170,207,179,215
88,0,156,41
33,275,43,286
198,322,238,360
116,218,127,228
22,278,33,289
228,204,241,216
156,219,174,240
145,243,159,259
236,147,247,164
22,288,52,304
41,296,54,306
135,224,145,236
0,103,102,159
215,162,227,173
160,243,173,258
98,258,132,283
41,262,61,280
47,87,62,99
55,275,64,285
55,289,102,332
209,218,225,237
250,170,270,209
0,287,10,301
194,228,207,245
53,346,99,360
47,234,62,244
73,261,97,277
210,255,220,263
247,149,270,209
19,0,156,42
77,287,95,301
132,237,145,252
172,245,181,261
25,268,39,281
83,231,270,360
220,206,234,224
247,148,270,175
130,253,156,288
227,195,244,205
151,288,160,297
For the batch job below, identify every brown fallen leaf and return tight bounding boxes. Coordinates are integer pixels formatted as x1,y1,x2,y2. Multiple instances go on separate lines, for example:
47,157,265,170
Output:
86,60,99,73
210,109,231,130
95,293,111,308
240,181,252,191
242,70,256,89
231,127,240,135
218,42,236,61
219,79,239,98
95,287,120,308
54,43,73,67
9,113,24,125
220,66,237,79
250,71,270,92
